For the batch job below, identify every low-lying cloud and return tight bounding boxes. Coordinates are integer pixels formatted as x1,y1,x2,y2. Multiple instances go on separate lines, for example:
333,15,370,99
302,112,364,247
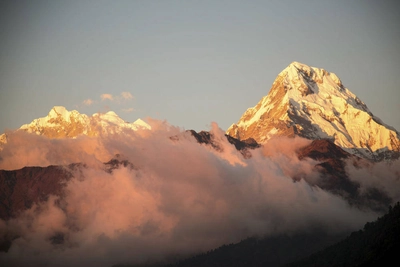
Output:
346,158,400,204
0,120,392,266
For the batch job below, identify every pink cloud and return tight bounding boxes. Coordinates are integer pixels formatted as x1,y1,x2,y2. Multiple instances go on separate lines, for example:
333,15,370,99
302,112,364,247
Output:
121,92,133,100
0,121,382,267
100,94,113,101
122,107,134,113
82,99,94,106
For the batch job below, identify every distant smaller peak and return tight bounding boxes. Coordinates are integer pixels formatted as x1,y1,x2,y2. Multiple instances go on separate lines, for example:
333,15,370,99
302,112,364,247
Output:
133,118,151,129
45,106,78,123
48,106,70,118
105,111,118,116
134,118,145,124
93,110,119,118
52,106,68,113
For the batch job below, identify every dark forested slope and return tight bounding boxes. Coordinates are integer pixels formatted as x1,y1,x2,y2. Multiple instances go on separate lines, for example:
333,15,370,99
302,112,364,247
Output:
130,202,399,267
285,202,400,267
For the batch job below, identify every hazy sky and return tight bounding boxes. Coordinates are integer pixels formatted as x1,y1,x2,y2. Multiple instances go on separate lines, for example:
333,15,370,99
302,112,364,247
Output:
1,0,399,132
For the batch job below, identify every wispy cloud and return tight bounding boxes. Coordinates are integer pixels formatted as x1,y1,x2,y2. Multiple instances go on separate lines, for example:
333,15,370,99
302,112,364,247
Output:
122,107,134,113
100,94,114,101
82,99,94,106
77,92,135,112
100,92,133,102
121,92,133,100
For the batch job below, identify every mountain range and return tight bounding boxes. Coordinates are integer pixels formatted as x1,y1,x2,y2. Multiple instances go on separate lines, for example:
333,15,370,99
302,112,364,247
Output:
0,62,399,267
0,106,150,149
2,62,399,161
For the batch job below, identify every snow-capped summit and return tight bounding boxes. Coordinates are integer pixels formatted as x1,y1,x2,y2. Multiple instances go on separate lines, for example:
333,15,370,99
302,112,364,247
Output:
0,106,151,144
132,118,151,129
19,106,91,137
226,62,400,160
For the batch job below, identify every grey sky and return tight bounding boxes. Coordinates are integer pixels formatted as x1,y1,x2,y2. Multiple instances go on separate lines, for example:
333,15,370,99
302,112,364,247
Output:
1,0,399,132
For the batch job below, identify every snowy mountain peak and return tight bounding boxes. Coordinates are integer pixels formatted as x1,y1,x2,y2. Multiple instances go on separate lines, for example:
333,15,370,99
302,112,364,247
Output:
105,110,118,116
133,118,151,129
227,62,400,160
47,106,84,124
0,106,151,146
49,106,70,119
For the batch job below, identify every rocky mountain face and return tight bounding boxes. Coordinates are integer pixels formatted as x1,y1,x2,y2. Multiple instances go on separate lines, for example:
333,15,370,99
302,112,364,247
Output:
187,130,259,158
226,62,400,160
0,165,76,220
0,158,135,223
296,139,392,211
0,106,150,148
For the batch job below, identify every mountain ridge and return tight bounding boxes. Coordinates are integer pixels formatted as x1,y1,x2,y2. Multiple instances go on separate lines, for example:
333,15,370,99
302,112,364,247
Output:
226,62,400,160
0,106,150,148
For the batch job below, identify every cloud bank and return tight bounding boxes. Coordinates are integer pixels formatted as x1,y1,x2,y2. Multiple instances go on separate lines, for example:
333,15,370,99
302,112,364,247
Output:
0,121,394,267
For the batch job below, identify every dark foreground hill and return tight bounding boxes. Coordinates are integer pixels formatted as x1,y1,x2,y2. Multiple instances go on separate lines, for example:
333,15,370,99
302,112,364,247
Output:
285,201,400,267
162,232,346,267
118,202,399,267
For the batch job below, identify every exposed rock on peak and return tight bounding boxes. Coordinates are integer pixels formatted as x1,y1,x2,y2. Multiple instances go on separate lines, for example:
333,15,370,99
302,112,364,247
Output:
187,129,260,159
297,139,351,161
